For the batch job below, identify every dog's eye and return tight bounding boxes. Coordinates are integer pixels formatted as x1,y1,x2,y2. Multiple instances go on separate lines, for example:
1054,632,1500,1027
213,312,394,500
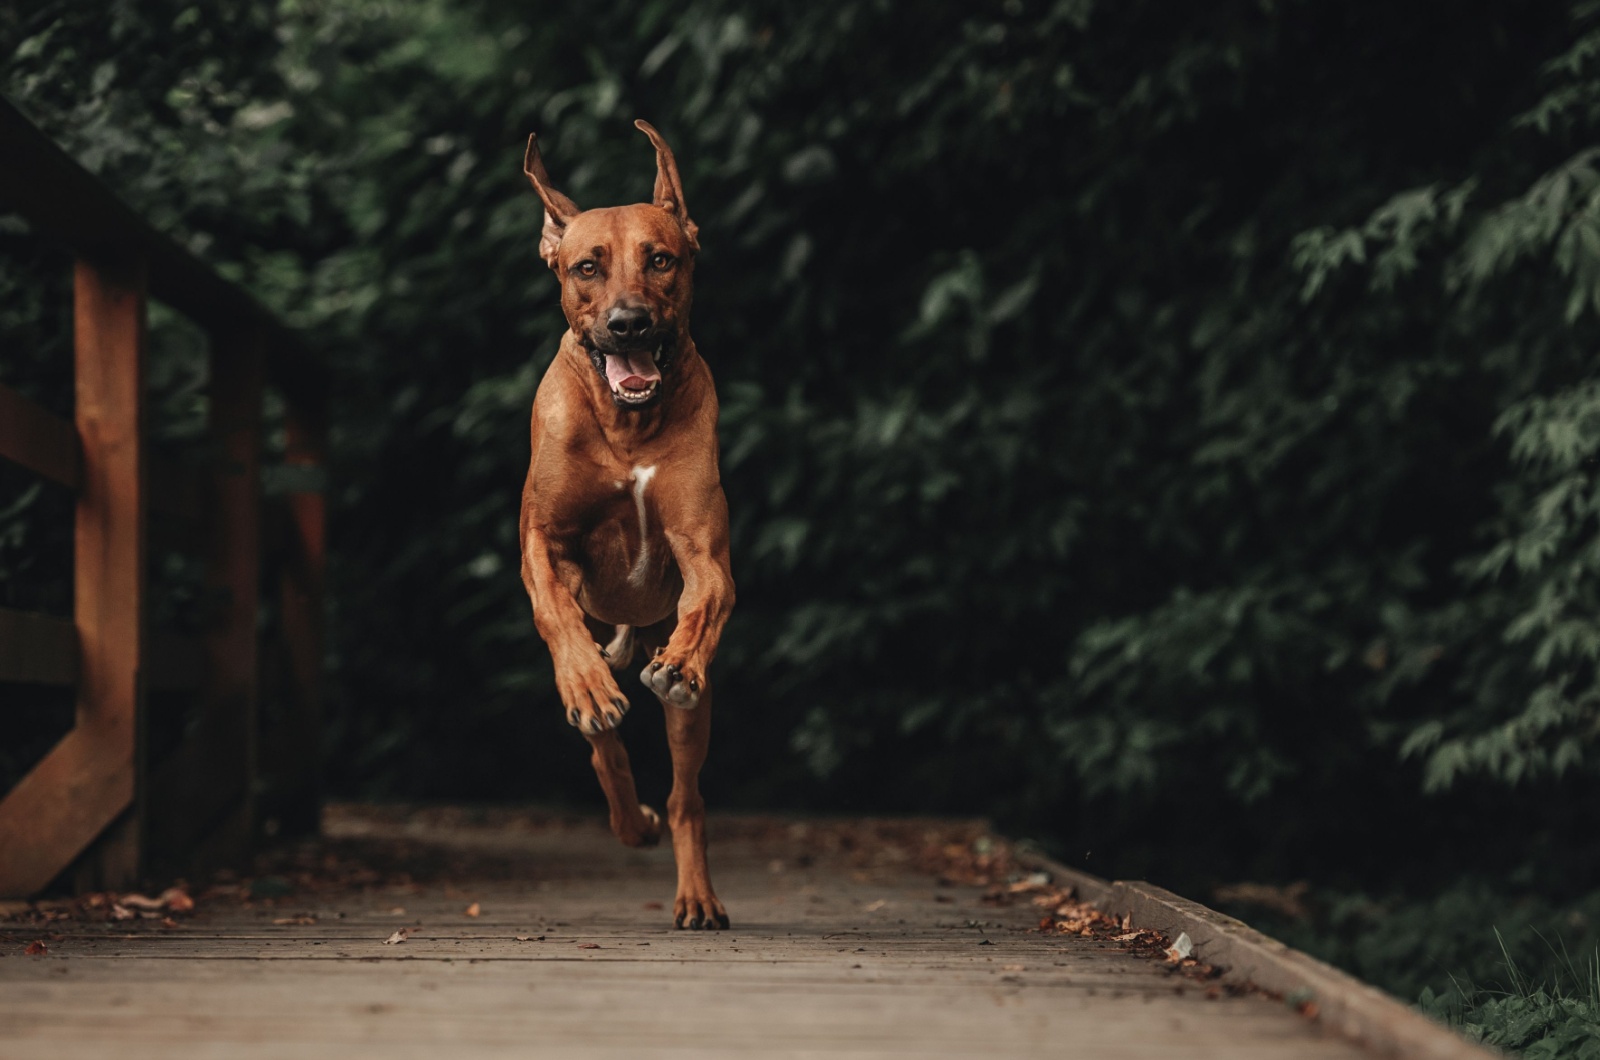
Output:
650,253,674,271
574,261,598,278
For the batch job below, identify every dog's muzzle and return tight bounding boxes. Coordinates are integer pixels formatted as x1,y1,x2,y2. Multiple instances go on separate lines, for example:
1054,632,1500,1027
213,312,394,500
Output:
586,331,675,407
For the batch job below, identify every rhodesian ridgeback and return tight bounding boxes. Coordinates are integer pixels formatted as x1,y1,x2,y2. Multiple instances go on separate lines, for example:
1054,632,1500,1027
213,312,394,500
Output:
518,121,734,929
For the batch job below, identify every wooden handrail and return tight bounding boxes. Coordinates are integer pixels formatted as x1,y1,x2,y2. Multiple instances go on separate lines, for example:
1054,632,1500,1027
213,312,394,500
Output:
0,97,323,404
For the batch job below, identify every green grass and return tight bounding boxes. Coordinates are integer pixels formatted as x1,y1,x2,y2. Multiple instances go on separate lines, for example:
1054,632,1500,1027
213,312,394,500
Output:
1420,933,1600,1058
1212,884,1600,1058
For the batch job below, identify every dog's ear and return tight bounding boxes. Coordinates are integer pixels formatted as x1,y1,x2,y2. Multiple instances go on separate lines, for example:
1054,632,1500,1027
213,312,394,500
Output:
523,133,581,270
634,120,699,253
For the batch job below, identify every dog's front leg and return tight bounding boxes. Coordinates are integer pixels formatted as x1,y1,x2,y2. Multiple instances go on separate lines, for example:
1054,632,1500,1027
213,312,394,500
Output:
523,526,661,848
521,526,631,734
639,500,735,711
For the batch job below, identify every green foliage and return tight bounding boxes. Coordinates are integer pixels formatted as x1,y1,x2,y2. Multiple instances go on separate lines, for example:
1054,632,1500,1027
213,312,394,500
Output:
1421,934,1600,1058
3,0,1600,895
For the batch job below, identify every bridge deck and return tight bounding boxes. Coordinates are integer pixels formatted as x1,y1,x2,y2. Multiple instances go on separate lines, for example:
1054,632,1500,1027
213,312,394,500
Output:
1,805,1370,1058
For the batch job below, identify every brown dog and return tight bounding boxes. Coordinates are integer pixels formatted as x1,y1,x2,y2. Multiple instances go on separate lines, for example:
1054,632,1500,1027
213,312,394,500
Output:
518,121,734,929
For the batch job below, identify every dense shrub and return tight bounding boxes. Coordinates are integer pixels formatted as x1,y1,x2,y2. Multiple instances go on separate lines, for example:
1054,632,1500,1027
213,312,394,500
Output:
2,0,1598,895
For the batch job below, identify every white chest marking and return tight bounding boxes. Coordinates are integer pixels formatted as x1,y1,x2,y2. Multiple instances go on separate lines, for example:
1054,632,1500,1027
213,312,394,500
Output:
628,465,657,586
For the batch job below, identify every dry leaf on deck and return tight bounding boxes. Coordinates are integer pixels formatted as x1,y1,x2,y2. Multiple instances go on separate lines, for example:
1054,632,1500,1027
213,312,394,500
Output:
117,892,167,911
161,888,195,914
577,943,600,949
273,916,317,926
383,928,413,945
23,940,46,956
464,902,481,918
1164,931,1193,962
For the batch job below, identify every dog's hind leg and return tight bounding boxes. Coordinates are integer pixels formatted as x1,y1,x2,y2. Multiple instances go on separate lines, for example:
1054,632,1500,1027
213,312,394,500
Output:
584,730,662,848
600,624,636,670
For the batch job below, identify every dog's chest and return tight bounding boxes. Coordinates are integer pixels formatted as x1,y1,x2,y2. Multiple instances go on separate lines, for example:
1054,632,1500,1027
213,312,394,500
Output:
563,461,677,624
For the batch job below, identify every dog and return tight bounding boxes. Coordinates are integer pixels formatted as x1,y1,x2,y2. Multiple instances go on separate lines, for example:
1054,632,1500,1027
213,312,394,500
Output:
518,121,734,930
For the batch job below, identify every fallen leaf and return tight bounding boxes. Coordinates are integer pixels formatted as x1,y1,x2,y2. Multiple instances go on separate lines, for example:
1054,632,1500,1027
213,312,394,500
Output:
383,928,412,945
1165,931,1194,962
464,902,481,918
160,917,181,930
117,892,167,911
273,916,317,926
24,940,46,956
577,942,600,949
162,888,195,914
642,901,664,910
109,904,135,921
514,935,545,942
864,899,888,912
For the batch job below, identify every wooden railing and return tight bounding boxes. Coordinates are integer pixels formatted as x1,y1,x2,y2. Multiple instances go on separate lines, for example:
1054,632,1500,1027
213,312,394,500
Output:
0,97,326,896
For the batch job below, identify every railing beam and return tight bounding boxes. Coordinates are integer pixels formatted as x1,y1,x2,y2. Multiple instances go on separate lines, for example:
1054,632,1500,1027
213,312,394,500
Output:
0,383,82,490
0,607,78,686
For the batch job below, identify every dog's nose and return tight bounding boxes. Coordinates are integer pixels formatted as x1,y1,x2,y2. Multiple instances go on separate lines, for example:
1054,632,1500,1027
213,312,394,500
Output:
606,305,653,339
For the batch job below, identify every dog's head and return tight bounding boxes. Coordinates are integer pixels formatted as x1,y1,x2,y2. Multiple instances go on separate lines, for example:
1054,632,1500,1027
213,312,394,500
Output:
523,121,700,409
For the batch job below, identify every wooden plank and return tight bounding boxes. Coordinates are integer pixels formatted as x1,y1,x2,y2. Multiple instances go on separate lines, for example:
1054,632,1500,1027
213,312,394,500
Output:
0,255,148,897
0,813,1390,1059
148,329,264,864
270,384,326,836
0,383,81,490
0,607,78,685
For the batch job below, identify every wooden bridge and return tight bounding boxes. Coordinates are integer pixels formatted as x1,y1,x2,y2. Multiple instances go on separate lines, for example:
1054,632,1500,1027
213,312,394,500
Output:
0,97,325,895
0,103,1489,1058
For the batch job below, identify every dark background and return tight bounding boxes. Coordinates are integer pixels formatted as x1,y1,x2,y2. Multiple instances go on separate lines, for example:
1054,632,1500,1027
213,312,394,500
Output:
3,0,1599,1040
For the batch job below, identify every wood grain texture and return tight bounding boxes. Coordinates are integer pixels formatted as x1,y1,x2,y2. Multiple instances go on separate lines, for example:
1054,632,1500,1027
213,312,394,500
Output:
0,256,147,896
0,809,1374,1058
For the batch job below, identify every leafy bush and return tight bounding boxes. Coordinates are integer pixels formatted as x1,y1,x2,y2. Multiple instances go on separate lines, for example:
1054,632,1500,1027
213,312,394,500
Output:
2,0,1599,899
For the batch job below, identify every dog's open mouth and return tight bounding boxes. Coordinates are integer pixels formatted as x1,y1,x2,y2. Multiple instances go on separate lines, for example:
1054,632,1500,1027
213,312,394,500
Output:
601,338,667,406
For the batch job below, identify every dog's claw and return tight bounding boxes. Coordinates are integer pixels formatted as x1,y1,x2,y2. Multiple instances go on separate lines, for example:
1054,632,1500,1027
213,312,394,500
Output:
716,912,730,930
689,916,703,930
568,707,581,727
674,914,685,930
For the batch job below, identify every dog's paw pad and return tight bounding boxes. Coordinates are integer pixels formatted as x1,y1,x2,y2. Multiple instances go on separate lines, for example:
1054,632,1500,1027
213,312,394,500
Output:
640,659,702,709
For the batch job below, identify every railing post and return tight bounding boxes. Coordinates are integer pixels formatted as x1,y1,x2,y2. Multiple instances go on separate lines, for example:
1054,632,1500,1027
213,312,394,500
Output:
0,255,148,895
147,329,264,866
70,254,149,889
275,381,326,835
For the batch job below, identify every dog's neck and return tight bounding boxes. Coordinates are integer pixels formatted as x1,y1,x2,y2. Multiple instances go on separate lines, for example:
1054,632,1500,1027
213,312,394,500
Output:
561,330,700,443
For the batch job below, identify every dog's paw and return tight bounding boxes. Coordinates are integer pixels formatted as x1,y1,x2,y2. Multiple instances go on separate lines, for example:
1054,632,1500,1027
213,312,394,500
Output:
674,888,729,931
640,652,702,709
556,658,631,734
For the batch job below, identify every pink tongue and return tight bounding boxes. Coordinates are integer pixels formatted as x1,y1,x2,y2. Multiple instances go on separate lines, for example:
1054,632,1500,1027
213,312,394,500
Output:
605,351,660,390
